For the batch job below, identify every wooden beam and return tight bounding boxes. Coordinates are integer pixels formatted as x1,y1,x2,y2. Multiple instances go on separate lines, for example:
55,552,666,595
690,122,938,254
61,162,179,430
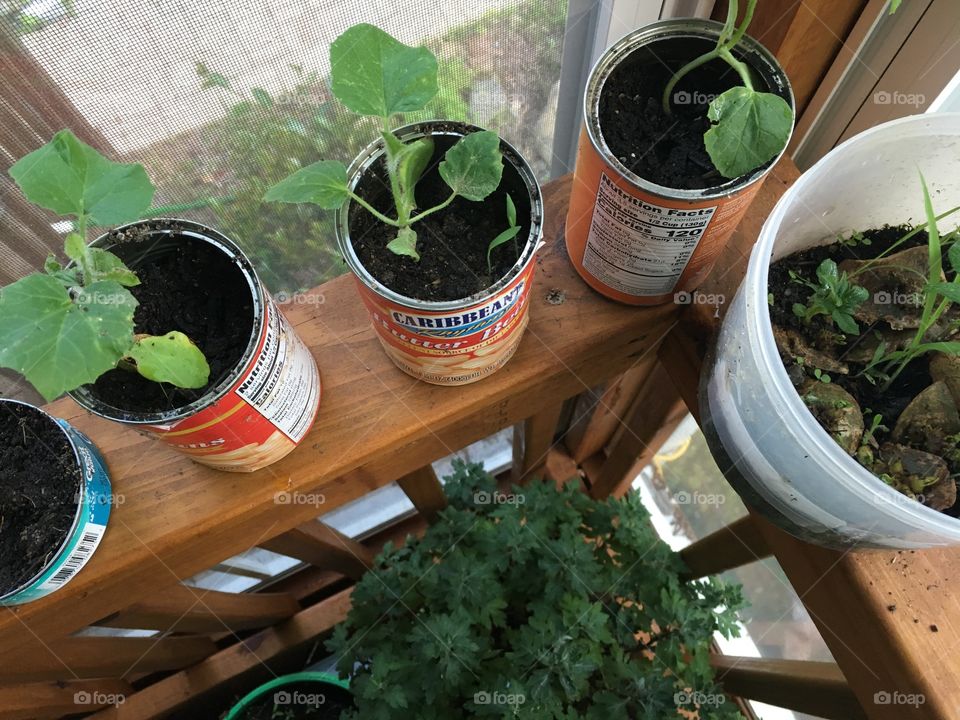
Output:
95,584,300,633
512,400,565,482
711,655,866,720
0,636,216,683
0,678,132,720
680,516,771,579
88,589,354,719
260,521,373,580
396,465,447,522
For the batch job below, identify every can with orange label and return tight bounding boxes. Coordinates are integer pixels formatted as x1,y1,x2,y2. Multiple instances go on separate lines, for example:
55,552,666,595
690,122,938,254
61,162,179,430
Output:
70,221,321,472
336,122,544,386
566,19,793,306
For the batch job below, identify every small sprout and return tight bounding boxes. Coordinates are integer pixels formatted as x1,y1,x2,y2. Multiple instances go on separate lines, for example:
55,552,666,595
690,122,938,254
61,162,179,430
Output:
767,292,774,306
791,258,868,335
837,230,871,248
486,194,521,273
813,368,831,384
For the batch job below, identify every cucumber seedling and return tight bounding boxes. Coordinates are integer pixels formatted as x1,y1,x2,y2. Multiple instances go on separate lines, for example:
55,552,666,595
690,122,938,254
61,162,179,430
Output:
0,130,210,402
265,24,517,265
662,0,793,179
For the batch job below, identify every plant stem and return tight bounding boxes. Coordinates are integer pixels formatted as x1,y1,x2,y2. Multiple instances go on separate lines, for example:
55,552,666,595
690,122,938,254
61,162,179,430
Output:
849,205,960,279
347,190,401,227
718,48,754,90
662,50,721,114
409,192,457,224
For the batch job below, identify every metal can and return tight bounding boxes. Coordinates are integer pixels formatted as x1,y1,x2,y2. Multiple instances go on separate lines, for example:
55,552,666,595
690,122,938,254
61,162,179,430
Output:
566,19,794,306
70,221,321,472
0,400,112,605
336,122,545,386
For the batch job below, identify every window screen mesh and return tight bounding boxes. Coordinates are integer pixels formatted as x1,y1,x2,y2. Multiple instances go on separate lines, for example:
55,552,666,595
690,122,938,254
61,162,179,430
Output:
1,0,566,294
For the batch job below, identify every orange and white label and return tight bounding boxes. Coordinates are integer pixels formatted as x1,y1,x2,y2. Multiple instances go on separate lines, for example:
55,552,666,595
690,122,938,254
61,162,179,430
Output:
355,261,536,386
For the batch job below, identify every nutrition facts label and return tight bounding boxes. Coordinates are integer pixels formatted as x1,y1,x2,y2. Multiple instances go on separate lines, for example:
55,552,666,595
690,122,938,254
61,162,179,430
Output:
582,173,717,296
237,302,320,442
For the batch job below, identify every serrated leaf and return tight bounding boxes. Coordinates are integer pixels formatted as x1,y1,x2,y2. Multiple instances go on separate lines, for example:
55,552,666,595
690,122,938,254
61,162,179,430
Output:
9,129,155,225
439,130,503,202
88,248,140,286
330,24,438,118
0,275,136,401
127,331,210,388
264,160,349,208
387,226,419,261
704,87,793,179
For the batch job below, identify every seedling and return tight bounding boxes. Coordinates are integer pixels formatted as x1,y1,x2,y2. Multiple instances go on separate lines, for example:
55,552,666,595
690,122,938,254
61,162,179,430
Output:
486,194,520,273
266,24,515,263
662,0,793,179
0,130,210,402
837,229,871,248
791,259,869,335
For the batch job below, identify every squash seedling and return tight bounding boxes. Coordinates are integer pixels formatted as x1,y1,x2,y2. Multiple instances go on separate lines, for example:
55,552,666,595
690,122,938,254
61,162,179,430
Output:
265,24,515,263
0,130,210,402
662,0,793,179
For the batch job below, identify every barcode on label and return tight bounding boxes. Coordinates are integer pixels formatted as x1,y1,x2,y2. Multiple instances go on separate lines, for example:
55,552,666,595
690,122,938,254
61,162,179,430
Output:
46,528,104,588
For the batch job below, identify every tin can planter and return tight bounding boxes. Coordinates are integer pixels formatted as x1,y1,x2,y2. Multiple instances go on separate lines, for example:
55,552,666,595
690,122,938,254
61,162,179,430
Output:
336,121,544,386
69,220,321,472
0,399,111,605
225,672,351,719
566,19,794,306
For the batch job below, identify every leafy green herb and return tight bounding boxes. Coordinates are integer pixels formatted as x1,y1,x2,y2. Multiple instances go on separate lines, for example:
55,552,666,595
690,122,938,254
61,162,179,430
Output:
791,259,869,335
486,194,520,273
813,368,831,384
0,130,210,401
328,460,745,719
265,24,516,264
662,0,793,178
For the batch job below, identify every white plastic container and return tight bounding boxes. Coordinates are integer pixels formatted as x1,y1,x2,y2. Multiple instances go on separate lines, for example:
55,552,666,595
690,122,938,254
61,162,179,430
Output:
703,113,960,549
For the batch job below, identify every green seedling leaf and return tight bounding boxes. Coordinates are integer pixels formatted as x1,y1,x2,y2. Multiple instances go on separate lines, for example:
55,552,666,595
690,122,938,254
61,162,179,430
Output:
948,242,960,274
330,24,438,118
439,130,503,202
387,134,434,221
264,160,350,209
704,87,793,179
0,275,136,401
816,258,839,286
927,282,960,303
87,248,140,286
487,194,521,272
127,331,210,388
9,129,155,225
251,87,273,108
387,226,420,261
43,255,61,274
64,232,85,262
505,193,517,227
889,0,901,14
832,311,860,336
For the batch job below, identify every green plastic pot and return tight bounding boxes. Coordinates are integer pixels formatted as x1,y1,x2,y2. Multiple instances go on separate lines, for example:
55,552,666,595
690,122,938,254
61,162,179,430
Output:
225,671,350,720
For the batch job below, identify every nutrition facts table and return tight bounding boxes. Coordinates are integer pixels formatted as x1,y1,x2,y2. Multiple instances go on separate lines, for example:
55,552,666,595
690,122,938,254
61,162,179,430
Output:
582,173,716,296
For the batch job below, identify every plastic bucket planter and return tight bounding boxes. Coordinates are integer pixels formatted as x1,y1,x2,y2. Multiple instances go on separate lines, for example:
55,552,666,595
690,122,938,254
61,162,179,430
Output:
703,113,960,549
336,121,544,386
225,672,351,719
566,19,793,306
69,220,321,473
0,399,111,605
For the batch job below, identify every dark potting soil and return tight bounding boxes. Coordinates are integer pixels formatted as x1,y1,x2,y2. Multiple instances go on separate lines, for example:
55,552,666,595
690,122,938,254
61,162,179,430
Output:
349,128,532,302
87,223,255,414
598,36,787,190
234,682,353,720
0,403,81,597
769,226,960,516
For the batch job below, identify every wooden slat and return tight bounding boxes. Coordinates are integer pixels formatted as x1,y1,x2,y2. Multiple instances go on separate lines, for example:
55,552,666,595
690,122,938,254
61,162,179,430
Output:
0,678,133,720
543,447,582,489
396,465,447,522
588,362,687,499
95,584,299,633
260,521,373,580
563,360,654,463
711,655,867,720
512,400,565,482
0,636,216,683
0,175,682,664
680,516,771,580
89,588,354,719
